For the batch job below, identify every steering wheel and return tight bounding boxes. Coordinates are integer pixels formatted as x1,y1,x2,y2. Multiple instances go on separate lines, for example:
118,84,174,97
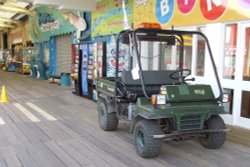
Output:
116,80,126,97
170,69,191,82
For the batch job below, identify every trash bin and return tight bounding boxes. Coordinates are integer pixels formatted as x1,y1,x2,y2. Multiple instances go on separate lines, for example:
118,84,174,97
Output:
60,73,71,87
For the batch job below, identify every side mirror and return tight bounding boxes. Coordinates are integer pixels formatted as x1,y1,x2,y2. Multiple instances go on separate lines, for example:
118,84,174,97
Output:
222,93,231,103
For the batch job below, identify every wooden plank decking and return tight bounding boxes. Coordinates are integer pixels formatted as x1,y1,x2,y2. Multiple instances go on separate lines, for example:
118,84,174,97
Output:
0,70,250,167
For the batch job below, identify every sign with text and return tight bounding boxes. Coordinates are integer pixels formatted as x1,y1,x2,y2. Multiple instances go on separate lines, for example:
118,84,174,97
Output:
91,0,133,37
133,0,250,29
29,6,83,43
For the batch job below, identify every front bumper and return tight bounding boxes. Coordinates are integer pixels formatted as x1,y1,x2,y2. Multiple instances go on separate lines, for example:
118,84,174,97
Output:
153,128,230,139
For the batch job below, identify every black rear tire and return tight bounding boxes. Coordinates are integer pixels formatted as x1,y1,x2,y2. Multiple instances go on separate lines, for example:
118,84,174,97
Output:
199,115,226,149
134,120,162,158
98,98,118,131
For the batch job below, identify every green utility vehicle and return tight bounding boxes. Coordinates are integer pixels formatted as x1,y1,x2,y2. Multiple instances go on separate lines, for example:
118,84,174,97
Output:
97,26,230,158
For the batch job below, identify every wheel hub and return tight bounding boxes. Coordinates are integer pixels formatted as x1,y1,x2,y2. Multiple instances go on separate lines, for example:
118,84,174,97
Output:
136,130,145,148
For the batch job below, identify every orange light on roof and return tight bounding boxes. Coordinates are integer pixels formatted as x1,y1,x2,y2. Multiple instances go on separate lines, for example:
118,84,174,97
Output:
139,22,161,29
151,23,161,29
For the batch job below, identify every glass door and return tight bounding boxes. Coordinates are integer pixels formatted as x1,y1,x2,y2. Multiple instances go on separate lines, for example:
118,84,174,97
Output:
220,24,238,125
235,23,250,129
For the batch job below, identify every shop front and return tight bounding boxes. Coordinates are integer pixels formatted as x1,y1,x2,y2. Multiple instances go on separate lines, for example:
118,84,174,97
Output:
8,21,36,74
130,0,250,129
222,22,250,129
91,0,250,129
29,6,81,80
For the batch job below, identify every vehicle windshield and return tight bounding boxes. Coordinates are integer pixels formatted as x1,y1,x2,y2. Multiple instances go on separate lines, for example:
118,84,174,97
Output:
132,32,197,71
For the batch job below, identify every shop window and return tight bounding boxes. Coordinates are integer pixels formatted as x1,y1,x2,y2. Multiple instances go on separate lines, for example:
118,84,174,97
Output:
140,41,156,71
196,27,206,76
223,24,237,80
223,89,233,115
243,27,250,81
138,41,167,71
241,91,250,118
178,35,193,69
160,44,178,70
160,35,193,70
138,30,208,73
159,28,206,75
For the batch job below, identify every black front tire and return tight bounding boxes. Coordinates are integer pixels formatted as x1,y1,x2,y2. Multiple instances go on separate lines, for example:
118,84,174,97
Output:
199,115,226,149
98,98,118,131
134,120,162,158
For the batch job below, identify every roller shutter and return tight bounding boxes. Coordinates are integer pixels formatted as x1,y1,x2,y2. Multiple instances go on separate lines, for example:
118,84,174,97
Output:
56,35,72,74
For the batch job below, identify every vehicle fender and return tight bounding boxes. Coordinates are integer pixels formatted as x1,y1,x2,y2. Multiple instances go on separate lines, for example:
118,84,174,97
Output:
129,115,144,134
129,112,173,133
98,93,115,113
205,110,227,120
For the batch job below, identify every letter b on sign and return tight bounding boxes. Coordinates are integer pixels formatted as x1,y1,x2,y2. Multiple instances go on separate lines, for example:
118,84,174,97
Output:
156,0,174,24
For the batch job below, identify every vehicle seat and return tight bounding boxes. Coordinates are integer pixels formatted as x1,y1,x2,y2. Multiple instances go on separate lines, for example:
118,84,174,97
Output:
120,70,178,98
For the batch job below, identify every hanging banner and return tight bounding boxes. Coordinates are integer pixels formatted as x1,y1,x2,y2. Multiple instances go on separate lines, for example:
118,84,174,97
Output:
91,0,133,37
29,6,87,43
133,0,250,29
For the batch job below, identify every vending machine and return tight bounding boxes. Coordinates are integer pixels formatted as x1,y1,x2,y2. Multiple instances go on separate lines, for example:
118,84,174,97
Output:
81,44,88,96
92,42,106,101
71,44,82,96
72,42,106,100
80,43,95,99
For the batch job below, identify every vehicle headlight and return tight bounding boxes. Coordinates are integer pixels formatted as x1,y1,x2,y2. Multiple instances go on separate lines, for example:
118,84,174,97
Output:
151,94,166,105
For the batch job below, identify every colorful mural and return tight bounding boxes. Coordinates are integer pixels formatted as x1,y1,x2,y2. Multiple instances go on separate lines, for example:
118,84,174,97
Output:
91,0,133,37
106,36,130,77
62,11,87,40
30,1,250,41
29,6,87,43
133,0,250,29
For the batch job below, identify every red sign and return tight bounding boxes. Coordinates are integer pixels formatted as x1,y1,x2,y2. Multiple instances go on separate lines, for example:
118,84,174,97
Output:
177,0,196,14
200,0,228,20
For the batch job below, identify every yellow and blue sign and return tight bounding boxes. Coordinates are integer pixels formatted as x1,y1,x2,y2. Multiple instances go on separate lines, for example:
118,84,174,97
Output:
155,0,174,24
134,0,250,29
